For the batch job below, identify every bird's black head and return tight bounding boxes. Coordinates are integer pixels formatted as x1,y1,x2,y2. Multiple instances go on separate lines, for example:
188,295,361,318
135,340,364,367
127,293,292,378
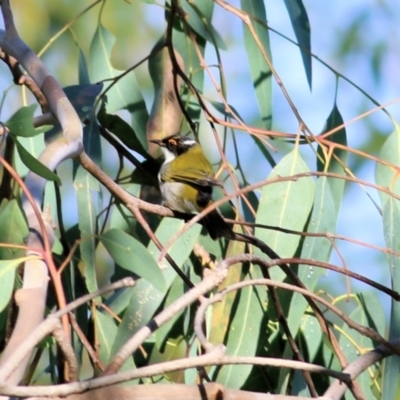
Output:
150,134,198,157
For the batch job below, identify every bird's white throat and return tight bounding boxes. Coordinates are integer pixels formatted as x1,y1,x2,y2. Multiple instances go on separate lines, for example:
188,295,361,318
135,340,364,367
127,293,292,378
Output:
160,147,176,165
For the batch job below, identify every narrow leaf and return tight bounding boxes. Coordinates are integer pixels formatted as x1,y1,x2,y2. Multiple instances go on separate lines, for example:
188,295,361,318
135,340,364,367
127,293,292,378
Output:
382,198,400,400
111,219,201,356
375,124,400,207
13,138,61,184
6,105,38,137
147,45,184,157
283,0,312,88
0,258,22,312
74,165,98,294
0,199,28,260
89,23,148,147
287,177,336,335
98,103,149,158
255,150,315,281
181,1,226,50
215,279,266,388
241,0,272,129
100,228,166,291
317,103,348,213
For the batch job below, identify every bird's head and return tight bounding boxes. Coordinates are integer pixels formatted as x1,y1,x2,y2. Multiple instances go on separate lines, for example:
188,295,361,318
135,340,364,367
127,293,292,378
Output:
150,134,198,163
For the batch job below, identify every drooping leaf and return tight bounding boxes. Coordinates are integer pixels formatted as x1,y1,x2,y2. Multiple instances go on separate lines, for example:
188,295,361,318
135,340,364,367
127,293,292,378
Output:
6,105,38,137
111,219,201,356
97,102,149,159
255,150,315,281
241,0,272,129
317,103,348,213
338,297,378,400
283,0,312,88
64,84,103,121
375,124,400,207
89,23,148,148
147,44,184,157
287,177,336,335
0,258,24,312
381,197,400,400
0,199,28,260
100,228,166,292
215,275,267,389
13,138,61,184
181,1,226,50
209,230,245,346
74,165,98,294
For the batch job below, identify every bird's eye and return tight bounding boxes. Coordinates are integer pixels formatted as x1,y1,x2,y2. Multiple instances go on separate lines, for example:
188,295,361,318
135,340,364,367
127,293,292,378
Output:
168,139,177,148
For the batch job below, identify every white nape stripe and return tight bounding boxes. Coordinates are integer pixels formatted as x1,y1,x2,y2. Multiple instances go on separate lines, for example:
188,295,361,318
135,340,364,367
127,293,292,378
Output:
183,139,196,146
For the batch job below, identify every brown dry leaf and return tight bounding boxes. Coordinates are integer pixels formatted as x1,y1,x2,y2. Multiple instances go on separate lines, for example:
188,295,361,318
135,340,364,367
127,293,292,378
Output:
147,46,185,158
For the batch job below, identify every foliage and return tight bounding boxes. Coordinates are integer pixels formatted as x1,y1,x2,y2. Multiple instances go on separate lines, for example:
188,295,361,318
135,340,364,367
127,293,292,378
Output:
0,0,399,399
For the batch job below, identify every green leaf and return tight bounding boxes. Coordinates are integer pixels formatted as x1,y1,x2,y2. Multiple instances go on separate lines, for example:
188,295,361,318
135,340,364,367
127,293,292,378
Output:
111,219,201,356
241,0,272,129
64,84,103,121
283,0,312,88
0,258,22,312
299,315,322,362
78,47,91,85
100,228,165,292
155,274,186,349
208,99,243,121
287,177,336,335
209,233,246,346
97,103,149,158
338,298,377,400
89,23,148,148
381,197,400,400
95,311,118,365
317,103,348,214
375,124,400,207
74,165,98,294
0,199,28,260
181,1,226,50
13,138,61,184
6,105,38,137
215,277,267,389
255,150,315,281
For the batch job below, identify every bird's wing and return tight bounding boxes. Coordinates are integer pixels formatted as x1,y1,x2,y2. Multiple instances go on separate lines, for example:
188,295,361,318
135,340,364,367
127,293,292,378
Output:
170,168,223,187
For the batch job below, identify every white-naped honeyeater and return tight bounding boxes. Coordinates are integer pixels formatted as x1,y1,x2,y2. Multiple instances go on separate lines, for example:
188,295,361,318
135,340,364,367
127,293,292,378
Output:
150,134,235,240
151,134,291,265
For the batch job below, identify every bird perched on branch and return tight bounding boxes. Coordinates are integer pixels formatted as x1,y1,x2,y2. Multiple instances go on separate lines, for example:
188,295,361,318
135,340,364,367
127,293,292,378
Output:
150,134,234,240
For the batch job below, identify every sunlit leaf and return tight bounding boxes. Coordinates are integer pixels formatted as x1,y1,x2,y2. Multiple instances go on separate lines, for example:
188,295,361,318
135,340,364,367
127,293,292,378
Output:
317,103,348,213
283,0,312,88
74,165,98,294
381,197,400,400
147,45,184,157
13,138,61,184
98,103,149,158
6,105,38,137
100,228,166,291
89,23,148,148
0,199,28,260
255,150,314,281
241,0,272,129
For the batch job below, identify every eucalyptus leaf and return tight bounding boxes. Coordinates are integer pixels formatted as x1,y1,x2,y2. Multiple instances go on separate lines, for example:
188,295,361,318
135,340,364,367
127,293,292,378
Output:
100,229,166,291
6,105,38,137
283,0,312,88
13,138,61,184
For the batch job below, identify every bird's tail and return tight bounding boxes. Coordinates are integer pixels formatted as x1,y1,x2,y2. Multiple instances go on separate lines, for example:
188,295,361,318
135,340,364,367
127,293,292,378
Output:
202,209,236,240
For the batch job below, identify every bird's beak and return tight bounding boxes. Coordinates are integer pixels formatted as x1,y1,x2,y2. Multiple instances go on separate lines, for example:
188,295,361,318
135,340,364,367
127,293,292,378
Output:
149,139,164,147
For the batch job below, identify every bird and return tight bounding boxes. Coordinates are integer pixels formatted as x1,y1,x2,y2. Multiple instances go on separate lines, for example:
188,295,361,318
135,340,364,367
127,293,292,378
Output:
151,134,293,275
150,134,235,240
